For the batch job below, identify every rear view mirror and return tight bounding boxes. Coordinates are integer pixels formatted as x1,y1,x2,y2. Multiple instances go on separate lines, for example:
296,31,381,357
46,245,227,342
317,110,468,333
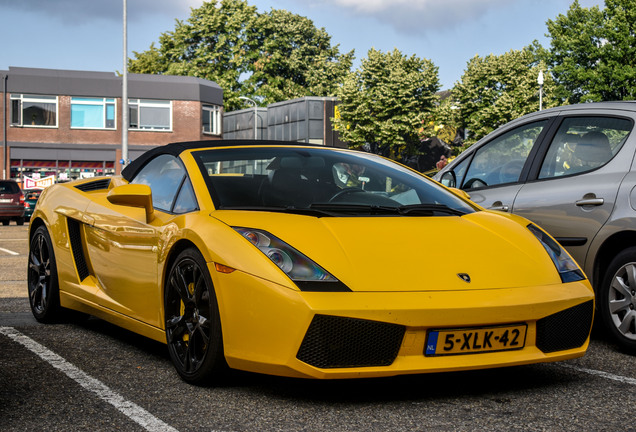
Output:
107,184,154,222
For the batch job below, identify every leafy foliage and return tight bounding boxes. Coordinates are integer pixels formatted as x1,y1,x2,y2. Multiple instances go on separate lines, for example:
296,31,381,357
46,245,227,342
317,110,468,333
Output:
333,48,440,159
546,0,636,103
244,9,353,105
452,44,557,144
128,0,352,111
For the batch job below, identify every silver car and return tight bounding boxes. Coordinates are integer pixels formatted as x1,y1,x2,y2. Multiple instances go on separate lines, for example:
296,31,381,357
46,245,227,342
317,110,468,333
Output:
434,102,636,352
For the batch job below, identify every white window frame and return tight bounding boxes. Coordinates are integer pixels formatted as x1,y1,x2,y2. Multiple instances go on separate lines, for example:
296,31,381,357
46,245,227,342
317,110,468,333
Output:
70,97,117,130
10,94,58,128
128,99,172,131
202,104,222,135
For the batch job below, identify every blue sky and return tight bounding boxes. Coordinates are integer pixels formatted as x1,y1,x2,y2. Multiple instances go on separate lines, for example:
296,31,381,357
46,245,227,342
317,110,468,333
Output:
0,0,602,90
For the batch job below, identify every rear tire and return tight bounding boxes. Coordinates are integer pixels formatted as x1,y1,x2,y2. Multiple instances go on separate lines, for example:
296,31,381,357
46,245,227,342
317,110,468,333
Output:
599,247,636,352
1,220,9,226
164,248,228,385
16,217,25,226
27,225,61,322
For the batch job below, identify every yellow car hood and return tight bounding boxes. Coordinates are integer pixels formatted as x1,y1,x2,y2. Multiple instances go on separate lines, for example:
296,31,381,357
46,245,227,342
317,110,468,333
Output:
212,210,563,292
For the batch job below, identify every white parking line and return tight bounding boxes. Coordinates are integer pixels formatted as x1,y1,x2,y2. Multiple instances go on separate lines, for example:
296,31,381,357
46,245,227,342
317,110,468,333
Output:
0,327,178,432
0,247,19,256
558,363,636,385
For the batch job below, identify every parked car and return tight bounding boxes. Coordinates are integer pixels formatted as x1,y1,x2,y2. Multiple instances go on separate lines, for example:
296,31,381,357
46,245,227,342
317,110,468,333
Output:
28,140,594,385
434,101,636,351
23,189,42,220
0,180,25,226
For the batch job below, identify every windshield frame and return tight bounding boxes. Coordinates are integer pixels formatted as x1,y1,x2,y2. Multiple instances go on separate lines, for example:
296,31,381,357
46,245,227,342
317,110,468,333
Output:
191,146,477,216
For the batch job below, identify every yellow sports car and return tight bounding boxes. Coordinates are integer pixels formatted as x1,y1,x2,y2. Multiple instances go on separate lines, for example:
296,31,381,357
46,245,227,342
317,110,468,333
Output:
28,141,594,384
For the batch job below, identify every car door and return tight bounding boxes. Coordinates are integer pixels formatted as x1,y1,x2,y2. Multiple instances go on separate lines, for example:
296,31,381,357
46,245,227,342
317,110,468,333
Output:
441,119,553,211
512,115,634,269
84,154,198,327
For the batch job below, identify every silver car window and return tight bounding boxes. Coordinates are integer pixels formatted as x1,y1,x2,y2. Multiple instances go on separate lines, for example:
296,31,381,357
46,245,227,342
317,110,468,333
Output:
538,117,632,179
462,121,548,190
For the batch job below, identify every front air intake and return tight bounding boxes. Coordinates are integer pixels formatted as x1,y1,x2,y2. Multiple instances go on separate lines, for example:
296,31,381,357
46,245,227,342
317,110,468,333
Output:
536,300,594,353
297,315,405,368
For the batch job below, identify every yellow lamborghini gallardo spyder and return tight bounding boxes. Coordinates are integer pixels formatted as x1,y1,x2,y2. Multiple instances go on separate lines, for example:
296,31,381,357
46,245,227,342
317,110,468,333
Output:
28,141,594,384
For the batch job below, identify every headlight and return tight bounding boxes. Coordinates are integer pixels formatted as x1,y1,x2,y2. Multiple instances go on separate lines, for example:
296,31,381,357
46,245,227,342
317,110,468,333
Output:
233,227,350,292
527,224,585,283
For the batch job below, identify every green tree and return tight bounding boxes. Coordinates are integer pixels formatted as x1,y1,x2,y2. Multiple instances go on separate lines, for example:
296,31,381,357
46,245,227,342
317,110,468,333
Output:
129,0,256,111
244,9,353,105
545,0,605,103
546,0,636,103
453,44,557,144
333,48,440,159
128,0,352,111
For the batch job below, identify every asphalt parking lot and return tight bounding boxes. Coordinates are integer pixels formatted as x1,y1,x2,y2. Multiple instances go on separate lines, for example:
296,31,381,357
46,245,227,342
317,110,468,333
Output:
1,224,635,432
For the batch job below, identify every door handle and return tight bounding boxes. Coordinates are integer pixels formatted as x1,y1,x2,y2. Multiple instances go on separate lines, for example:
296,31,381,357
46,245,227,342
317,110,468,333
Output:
488,201,509,212
576,198,604,207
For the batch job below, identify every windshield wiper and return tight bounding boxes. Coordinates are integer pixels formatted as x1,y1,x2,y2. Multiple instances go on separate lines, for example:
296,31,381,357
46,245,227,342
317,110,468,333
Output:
218,205,339,217
309,203,398,215
310,203,467,216
396,204,467,216
219,203,467,217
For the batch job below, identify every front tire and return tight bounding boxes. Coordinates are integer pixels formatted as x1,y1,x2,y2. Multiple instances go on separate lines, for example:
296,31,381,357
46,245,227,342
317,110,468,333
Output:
164,248,227,384
599,247,636,352
27,225,61,322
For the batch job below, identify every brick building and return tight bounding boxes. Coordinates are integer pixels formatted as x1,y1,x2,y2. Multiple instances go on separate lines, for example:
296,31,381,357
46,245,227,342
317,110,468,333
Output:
0,67,223,185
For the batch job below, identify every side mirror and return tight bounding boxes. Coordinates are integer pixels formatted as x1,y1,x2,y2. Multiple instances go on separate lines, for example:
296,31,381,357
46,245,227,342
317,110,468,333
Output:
107,184,154,222
440,171,457,188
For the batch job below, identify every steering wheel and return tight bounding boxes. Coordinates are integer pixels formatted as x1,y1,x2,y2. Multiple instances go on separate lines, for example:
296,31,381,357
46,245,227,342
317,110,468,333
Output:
328,187,363,202
463,178,488,189
499,160,525,183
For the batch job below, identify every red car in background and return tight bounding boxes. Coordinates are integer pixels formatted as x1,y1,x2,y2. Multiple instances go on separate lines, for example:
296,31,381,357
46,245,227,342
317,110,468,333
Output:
0,180,25,225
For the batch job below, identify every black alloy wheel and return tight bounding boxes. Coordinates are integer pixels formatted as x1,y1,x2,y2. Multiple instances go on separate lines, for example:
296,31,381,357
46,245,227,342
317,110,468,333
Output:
165,248,227,384
28,225,61,322
600,247,636,352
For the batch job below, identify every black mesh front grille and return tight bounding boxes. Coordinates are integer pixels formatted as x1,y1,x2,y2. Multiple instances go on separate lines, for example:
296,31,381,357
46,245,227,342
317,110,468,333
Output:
536,300,593,353
75,178,111,192
297,315,405,368
67,218,90,281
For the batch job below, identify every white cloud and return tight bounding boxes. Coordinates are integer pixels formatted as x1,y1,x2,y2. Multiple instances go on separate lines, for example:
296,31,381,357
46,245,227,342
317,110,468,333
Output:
0,0,205,24
317,0,511,34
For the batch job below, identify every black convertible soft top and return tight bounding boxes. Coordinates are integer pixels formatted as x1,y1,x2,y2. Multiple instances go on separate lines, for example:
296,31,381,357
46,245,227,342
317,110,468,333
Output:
121,139,324,182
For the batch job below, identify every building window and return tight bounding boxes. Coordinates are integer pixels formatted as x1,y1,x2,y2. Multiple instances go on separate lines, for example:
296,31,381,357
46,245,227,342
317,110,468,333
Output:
128,99,172,131
71,97,116,129
202,104,221,135
10,94,58,127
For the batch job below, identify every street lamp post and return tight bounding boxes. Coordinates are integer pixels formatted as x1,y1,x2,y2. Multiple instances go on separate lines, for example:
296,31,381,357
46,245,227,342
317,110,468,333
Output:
239,96,258,139
121,0,129,168
538,70,544,111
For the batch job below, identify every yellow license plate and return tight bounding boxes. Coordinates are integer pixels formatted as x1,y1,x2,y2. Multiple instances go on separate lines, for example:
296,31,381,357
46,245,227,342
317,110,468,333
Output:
425,324,527,356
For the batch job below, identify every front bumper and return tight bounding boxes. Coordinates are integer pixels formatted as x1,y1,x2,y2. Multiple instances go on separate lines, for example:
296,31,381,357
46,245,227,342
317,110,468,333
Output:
212,268,595,379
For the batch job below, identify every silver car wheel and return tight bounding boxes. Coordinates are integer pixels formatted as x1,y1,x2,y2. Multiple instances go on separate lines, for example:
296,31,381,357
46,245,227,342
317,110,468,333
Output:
608,262,636,341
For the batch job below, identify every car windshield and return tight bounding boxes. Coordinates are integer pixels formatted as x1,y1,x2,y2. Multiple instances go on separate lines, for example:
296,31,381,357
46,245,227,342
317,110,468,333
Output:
193,147,476,216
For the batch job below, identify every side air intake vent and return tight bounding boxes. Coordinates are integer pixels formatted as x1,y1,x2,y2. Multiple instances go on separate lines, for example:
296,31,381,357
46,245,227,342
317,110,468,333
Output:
75,178,111,192
67,218,90,281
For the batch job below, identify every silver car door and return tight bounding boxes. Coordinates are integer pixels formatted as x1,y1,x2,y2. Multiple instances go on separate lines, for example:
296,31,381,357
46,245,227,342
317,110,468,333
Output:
512,115,633,269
